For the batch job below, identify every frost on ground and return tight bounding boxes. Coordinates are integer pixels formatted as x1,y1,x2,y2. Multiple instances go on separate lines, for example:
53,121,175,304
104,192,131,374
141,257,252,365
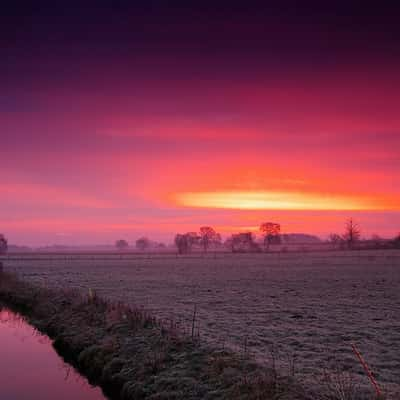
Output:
5,250,400,398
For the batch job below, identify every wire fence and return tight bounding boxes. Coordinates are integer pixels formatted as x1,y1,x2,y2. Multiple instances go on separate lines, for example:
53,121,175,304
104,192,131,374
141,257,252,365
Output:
1,249,400,264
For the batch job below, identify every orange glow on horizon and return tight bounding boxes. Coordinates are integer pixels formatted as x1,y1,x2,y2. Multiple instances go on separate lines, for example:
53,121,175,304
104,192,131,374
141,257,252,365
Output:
174,191,389,211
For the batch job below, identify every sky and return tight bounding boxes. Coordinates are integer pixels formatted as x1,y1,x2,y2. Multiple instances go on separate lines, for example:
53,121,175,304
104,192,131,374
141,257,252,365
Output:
1,1,400,246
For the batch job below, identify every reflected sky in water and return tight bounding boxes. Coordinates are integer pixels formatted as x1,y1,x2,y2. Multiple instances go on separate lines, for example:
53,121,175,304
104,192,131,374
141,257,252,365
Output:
0,308,106,400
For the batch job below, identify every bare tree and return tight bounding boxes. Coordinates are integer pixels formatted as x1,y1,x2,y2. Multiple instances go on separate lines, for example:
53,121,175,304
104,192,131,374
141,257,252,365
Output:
186,232,200,249
199,226,221,252
343,218,361,249
174,233,197,254
115,239,129,251
175,234,187,254
230,232,260,253
0,234,7,255
259,222,281,251
328,233,343,249
0,234,7,271
136,237,150,251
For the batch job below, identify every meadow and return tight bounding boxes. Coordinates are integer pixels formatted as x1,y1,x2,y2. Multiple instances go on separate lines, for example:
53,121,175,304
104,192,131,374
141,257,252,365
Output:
3,249,400,398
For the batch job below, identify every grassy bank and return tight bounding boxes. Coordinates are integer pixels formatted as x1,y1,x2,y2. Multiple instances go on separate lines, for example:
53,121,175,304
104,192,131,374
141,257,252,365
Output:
0,272,308,400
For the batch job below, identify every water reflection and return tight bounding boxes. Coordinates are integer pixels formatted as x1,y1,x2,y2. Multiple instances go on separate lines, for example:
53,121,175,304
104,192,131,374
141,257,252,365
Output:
0,307,107,400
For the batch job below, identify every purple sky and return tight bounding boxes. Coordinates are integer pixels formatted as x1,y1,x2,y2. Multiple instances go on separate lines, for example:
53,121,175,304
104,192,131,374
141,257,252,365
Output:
1,2,400,246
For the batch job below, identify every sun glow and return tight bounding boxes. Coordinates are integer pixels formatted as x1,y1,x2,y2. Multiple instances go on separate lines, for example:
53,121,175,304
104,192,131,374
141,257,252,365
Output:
174,191,381,211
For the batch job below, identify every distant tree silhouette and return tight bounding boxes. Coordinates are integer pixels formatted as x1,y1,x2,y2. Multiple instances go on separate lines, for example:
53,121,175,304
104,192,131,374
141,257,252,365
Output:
186,232,200,248
223,236,234,252
394,233,400,249
0,234,7,255
370,234,383,248
155,242,166,249
343,218,361,249
199,226,221,252
115,239,129,251
136,237,150,251
175,234,187,254
174,233,199,254
174,234,189,254
230,232,260,253
259,222,281,251
328,233,344,249
0,234,8,270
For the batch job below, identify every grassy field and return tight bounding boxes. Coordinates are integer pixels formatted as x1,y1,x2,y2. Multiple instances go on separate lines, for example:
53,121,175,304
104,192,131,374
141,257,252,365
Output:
2,272,306,400
3,249,400,398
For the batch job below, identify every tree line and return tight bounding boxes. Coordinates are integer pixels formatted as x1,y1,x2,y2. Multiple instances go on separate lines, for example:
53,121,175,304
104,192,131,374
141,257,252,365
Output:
1,219,400,256
115,237,166,252
172,224,285,254
116,219,400,254
115,223,283,254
